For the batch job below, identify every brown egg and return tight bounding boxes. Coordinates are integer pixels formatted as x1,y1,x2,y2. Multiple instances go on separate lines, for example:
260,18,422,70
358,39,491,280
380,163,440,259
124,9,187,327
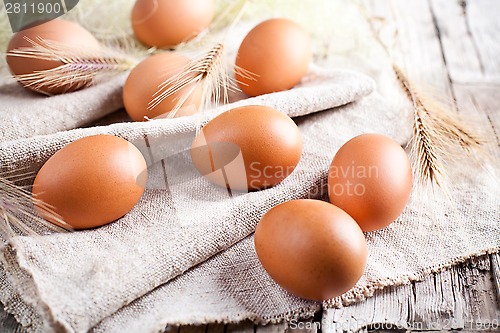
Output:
235,18,312,97
131,0,214,47
6,19,100,95
191,105,303,191
254,199,367,301
328,134,413,232
123,52,203,121
32,135,147,230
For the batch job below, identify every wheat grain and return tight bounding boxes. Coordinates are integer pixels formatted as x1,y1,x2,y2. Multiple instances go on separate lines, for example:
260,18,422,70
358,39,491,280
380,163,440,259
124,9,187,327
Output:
359,0,486,186
148,43,229,116
6,37,137,94
392,64,485,185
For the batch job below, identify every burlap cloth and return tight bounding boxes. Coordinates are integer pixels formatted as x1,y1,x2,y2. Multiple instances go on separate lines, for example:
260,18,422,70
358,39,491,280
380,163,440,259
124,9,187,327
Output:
0,48,499,333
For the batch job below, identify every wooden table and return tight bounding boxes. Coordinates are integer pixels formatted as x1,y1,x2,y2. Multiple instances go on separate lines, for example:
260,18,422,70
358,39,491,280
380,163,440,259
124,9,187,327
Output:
1,0,499,331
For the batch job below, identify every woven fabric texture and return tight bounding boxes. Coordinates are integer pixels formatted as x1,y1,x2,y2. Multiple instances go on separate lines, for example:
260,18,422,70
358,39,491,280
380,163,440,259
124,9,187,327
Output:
0,69,380,332
1,63,498,332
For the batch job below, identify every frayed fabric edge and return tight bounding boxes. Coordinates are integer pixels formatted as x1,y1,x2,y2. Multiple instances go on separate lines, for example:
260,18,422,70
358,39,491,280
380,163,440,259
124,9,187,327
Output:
93,249,500,332
325,246,500,309
1,244,499,332
0,240,72,333
148,305,322,333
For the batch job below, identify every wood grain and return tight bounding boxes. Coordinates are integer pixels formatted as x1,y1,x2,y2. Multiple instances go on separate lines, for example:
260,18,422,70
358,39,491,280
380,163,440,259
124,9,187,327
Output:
328,0,500,330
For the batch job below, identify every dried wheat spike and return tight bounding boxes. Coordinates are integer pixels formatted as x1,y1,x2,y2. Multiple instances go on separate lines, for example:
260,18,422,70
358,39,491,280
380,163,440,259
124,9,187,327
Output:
0,172,71,241
148,43,241,117
7,37,136,94
393,65,484,186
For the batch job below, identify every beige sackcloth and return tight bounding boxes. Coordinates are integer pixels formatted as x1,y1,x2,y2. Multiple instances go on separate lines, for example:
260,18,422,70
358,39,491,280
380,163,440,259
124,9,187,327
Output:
0,16,499,333
1,63,499,332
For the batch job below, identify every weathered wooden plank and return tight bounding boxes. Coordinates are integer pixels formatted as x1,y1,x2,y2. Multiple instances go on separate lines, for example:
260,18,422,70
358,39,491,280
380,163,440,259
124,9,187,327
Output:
346,1,499,330
453,83,500,152
0,303,21,333
429,0,487,84
178,324,206,333
325,283,413,332
206,323,226,333
323,255,499,333
409,270,464,331
285,319,317,333
367,0,500,141
492,253,500,299
226,321,255,333
429,0,500,85
466,0,500,79
460,256,500,330
164,325,180,333
427,0,500,163
1,1,499,333
254,322,287,333
384,0,454,97
369,284,411,330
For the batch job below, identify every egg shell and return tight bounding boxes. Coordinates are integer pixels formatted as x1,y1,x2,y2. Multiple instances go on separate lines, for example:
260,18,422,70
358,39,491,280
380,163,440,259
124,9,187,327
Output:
328,133,413,232
32,135,147,230
6,19,101,95
123,52,203,122
131,0,214,47
191,105,303,191
254,199,367,301
235,18,312,97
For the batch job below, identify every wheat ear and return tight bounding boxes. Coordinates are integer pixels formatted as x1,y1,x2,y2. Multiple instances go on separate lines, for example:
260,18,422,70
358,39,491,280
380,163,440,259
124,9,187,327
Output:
148,0,255,119
0,172,72,241
393,67,484,186
6,37,137,95
359,2,485,186
149,43,230,115
392,66,443,185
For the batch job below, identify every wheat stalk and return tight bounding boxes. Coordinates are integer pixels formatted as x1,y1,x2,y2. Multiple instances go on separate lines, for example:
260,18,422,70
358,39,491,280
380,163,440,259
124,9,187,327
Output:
148,20,256,118
6,37,137,94
148,42,256,117
392,66,484,188
392,65,444,185
149,43,227,115
0,172,71,241
147,0,256,119
359,3,485,186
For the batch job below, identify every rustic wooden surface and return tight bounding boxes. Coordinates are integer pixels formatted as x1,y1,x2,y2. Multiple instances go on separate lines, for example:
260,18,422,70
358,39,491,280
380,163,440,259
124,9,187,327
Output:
1,0,499,332
1,255,499,332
